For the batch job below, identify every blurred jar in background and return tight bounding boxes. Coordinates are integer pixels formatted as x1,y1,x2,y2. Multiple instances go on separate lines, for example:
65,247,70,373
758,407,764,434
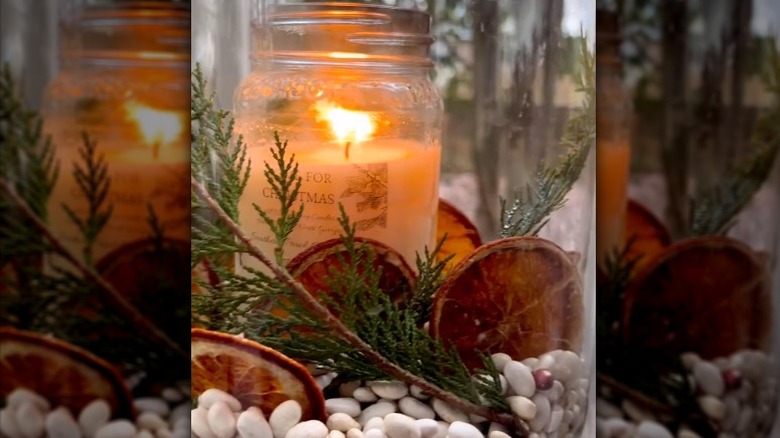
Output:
596,1,780,436
44,1,190,265
41,0,191,353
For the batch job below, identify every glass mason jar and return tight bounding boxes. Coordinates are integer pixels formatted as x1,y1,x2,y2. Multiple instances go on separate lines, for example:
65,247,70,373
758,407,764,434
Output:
596,2,780,437
41,1,191,359
234,2,443,271
44,1,190,264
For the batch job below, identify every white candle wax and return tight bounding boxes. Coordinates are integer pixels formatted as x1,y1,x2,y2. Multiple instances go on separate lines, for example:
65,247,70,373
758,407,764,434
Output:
238,138,441,272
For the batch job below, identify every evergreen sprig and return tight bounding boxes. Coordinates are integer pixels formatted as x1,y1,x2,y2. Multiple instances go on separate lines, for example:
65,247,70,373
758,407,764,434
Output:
191,65,251,266
689,45,780,237
252,133,304,265
500,37,595,238
1,63,187,374
190,66,516,426
61,133,113,266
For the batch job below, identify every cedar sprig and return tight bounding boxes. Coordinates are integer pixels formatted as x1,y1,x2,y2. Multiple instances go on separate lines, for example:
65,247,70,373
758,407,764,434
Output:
190,65,251,273
252,132,304,265
500,36,594,238
61,133,113,266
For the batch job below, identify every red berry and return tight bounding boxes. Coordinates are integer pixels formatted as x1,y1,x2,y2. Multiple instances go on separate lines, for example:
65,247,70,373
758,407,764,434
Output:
723,369,742,391
533,369,554,390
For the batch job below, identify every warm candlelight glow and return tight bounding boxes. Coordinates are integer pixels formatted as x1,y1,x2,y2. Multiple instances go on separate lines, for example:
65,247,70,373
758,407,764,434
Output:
314,101,376,159
124,101,183,147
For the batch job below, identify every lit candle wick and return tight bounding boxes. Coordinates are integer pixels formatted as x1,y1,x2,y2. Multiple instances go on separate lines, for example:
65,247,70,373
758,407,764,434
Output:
345,141,351,161
153,141,160,160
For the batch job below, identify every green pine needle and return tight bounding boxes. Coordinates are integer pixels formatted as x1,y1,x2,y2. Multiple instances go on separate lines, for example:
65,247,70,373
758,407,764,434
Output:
500,36,594,238
61,133,113,267
689,45,780,237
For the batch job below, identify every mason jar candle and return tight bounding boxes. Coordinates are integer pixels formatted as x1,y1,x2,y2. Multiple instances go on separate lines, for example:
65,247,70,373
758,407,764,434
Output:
234,2,443,272
43,1,191,266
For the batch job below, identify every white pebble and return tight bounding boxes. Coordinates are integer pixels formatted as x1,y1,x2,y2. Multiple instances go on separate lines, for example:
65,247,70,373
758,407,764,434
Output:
635,421,673,438
693,361,724,397
363,417,384,432
357,402,396,426
236,407,272,438
367,382,409,401
352,388,378,403
488,432,511,438
327,413,360,432
198,389,242,412
339,381,361,398
364,429,386,438
596,398,622,419
398,397,435,420
600,417,631,437
170,403,190,424
134,398,170,417
45,407,81,438
136,430,154,438
409,386,429,400
698,396,726,420
325,398,362,417
346,428,365,438
206,401,236,438
535,354,555,371
157,428,174,438
328,431,347,438
269,400,302,438
487,423,508,434
521,358,539,369
16,401,45,438
191,407,216,438
490,353,512,372
1,408,22,438
136,412,166,431
546,406,563,433
161,388,184,403
79,400,111,438
430,399,467,424
7,389,50,412
414,419,438,438
528,394,550,432
285,420,328,438
507,396,536,420
680,352,701,370
503,361,536,397
94,420,136,438
677,429,701,438
446,421,482,438
550,350,582,383
622,399,656,422
383,413,419,438
317,373,337,390
736,407,753,435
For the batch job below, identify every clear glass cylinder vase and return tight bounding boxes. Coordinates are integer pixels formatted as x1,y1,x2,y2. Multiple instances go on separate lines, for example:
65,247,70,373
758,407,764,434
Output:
596,2,780,436
234,2,443,271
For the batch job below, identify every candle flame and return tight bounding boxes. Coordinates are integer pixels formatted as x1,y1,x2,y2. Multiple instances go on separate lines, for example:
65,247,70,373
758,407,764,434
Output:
314,101,376,148
124,102,183,147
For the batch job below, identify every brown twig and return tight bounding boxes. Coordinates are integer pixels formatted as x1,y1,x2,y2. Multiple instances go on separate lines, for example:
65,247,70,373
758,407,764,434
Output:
191,177,522,430
0,177,188,361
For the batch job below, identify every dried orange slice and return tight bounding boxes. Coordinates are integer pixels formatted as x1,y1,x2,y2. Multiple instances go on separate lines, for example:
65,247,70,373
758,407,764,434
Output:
624,199,671,269
436,199,482,270
285,237,416,313
0,326,134,418
622,236,771,359
96,238,190,349
191,328,326,421
430,237,584,369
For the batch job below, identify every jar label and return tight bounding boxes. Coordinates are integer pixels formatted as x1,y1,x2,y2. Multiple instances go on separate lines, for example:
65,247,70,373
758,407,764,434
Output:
238,144,441,272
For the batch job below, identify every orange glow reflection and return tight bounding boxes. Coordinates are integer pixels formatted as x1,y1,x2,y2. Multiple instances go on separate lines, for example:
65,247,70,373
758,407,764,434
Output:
124,102,182,154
